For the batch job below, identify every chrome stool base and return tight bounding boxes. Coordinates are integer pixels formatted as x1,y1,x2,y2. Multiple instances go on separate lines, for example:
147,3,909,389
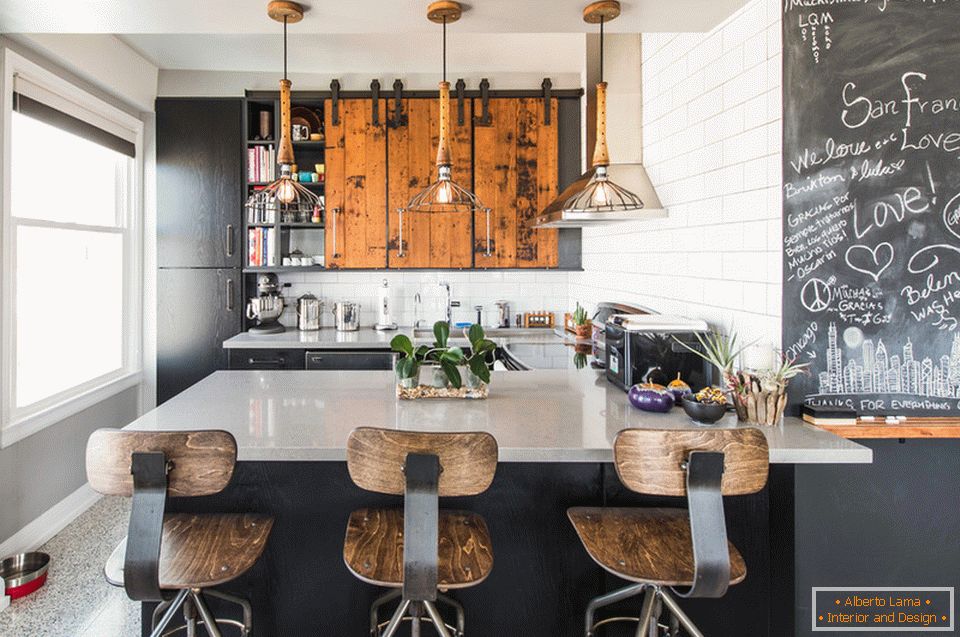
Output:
150,588,253,637
370,589,465,637
585,584,704,637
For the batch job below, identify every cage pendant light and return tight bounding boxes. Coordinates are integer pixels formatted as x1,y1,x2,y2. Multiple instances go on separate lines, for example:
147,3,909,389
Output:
563,0,645,213
245,1,323,224
402,2,490,219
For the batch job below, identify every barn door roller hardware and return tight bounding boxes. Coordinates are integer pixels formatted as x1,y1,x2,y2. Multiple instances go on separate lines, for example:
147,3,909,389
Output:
330,79,341,125
474,78,492,126
389,79,408,129
371,79,381,126
455,79,466,126
541,78,553,125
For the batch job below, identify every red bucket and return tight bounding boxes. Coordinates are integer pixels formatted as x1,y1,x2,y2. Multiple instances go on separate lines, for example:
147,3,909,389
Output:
1,552,50,600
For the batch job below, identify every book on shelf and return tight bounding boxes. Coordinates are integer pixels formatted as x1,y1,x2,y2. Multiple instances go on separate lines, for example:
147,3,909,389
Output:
247,144,276,183
801,404,859,426
246,227,276,267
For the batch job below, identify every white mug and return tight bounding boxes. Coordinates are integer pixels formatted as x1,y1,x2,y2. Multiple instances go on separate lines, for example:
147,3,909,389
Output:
282,257,292,266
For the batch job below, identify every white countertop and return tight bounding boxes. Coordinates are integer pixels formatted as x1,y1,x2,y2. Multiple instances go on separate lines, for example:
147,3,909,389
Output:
222,327,568,349
126,370,872,464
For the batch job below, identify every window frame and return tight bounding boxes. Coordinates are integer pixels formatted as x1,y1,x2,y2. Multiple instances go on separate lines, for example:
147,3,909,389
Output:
0,48,144,447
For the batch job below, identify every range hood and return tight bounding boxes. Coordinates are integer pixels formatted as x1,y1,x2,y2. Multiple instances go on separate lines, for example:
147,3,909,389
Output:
533,162,667,229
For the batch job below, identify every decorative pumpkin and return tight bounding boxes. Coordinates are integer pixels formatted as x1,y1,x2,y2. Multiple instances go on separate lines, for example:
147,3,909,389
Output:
627,385,675,413
666,373,692,402
638,382,667,391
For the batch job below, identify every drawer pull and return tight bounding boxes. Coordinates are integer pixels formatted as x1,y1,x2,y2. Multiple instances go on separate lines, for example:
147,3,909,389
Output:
248,357,285,366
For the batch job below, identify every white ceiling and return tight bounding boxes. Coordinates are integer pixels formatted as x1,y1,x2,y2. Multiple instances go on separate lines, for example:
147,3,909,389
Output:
2,0,746,34
120,33,586,74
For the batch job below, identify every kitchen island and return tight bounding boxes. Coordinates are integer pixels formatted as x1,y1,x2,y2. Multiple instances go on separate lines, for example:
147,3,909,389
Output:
126,369,870,636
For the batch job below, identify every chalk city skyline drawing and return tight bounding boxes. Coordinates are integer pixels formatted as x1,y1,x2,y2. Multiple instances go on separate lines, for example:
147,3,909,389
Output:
817,322,960,398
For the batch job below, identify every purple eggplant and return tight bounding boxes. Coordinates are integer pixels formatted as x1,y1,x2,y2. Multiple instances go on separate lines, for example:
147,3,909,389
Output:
627,385,676,413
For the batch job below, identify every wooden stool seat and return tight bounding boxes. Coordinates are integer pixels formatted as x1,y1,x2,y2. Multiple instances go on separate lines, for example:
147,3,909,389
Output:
567,507,746,587
105,513,274,590
344,507,494,589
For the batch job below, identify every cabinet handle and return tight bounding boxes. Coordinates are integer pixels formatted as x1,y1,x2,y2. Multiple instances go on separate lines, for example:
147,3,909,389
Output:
332,207,342,258
248,357,285,366
225,224,235,257
397,208,405,257
484,208,492,257
226,278,234,311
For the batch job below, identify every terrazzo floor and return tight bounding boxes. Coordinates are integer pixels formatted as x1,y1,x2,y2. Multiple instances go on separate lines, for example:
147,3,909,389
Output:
0,496,140,637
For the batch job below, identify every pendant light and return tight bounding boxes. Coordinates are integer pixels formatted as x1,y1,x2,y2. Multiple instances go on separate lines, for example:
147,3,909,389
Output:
245,1,323,223
566,0,645,213
402,1,490,218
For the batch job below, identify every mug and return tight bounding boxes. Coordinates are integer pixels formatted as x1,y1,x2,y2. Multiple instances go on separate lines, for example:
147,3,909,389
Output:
292,125,309,141
282,257,292,266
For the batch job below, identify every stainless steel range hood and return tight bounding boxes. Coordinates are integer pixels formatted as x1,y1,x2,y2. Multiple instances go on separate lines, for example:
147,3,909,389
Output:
533,162,667,229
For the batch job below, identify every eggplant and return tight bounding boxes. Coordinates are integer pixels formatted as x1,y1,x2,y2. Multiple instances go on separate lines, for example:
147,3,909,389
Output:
627,385,676,413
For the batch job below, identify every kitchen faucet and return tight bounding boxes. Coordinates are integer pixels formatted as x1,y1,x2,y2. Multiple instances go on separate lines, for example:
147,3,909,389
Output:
439,281,452,325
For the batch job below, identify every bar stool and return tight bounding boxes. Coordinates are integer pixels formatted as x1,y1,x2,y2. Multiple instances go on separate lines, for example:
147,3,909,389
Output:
568,428,769,636
86,429,274,637
343,427,498,637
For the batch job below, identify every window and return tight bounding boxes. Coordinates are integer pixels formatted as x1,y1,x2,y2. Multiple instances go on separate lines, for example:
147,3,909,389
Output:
1,49,143,446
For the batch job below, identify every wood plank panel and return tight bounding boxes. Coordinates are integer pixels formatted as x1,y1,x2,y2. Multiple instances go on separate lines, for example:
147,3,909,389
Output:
324,99,345,268
472,97,559,268
430,97,473,268
387,97,473,268
473,99,518,268
325,98,387,269
387,99,432,268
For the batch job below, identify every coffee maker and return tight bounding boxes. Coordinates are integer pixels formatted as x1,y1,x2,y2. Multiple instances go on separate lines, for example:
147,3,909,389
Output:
246,274,286,334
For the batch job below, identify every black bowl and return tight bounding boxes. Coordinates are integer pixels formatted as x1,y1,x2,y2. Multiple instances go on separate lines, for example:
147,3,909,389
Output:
680,396,728,424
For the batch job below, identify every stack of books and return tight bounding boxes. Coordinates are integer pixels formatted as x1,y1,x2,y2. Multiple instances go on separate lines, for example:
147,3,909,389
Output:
801,404,858,426
247,145,276,183
247,227,276,267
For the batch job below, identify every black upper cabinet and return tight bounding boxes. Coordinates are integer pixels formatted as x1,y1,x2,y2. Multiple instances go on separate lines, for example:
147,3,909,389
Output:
157,268,241,403
157,98,243,268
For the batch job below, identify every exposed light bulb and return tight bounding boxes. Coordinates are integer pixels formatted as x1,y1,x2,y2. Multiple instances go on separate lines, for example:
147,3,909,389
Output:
436,181,453,205
277,178,297,204
592,182,612,207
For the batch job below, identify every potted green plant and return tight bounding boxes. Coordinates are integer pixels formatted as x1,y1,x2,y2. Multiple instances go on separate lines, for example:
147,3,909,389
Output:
463,324,497,388
422,321,466,388
390,334,429,389
572,303,592,339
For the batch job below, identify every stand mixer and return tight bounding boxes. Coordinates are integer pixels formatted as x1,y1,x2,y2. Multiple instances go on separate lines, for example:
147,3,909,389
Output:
246,274,286,334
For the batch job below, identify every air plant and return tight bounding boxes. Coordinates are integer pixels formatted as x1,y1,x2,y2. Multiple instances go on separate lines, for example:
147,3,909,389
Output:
674,329,753,376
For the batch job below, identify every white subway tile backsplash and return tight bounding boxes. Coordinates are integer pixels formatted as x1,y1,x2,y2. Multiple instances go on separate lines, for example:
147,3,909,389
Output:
574,0,783,347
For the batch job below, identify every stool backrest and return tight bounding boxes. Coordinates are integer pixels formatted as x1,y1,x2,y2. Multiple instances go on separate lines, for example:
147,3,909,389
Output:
614,428,768,497
347,427,498,497
86,429,237,498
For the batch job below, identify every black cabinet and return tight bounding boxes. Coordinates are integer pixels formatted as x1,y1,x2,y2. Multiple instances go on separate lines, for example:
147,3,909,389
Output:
158,269,241,403
305,350,395,370
157,98,243,268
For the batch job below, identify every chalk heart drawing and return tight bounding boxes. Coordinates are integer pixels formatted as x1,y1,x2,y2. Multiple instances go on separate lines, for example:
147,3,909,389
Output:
844,242,894,282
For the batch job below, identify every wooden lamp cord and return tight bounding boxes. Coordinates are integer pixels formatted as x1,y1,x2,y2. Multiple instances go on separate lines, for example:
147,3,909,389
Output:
592,17,610,168
278,15,295,166
436,16,452,168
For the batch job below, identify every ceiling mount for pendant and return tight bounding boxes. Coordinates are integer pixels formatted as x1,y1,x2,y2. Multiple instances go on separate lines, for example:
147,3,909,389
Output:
267,0,304,23
427,0,463,23
582,0,621,23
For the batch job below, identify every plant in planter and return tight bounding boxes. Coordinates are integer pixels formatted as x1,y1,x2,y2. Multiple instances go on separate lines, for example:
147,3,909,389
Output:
463,324,497,387
390,334,429,388
676,329,807,425
572,303,592,338
423,321,466,388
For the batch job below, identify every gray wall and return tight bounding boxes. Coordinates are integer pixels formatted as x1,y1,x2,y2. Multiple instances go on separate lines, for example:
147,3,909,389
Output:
0,387,140,543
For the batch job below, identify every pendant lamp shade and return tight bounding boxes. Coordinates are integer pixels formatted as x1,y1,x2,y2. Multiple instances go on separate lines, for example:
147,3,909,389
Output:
245,2,323,225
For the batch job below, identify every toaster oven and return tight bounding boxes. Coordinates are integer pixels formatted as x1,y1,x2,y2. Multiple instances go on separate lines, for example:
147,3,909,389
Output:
604,315,714,392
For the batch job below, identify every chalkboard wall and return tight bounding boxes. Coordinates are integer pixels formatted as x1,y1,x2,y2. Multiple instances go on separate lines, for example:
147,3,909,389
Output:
782,0,960,416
